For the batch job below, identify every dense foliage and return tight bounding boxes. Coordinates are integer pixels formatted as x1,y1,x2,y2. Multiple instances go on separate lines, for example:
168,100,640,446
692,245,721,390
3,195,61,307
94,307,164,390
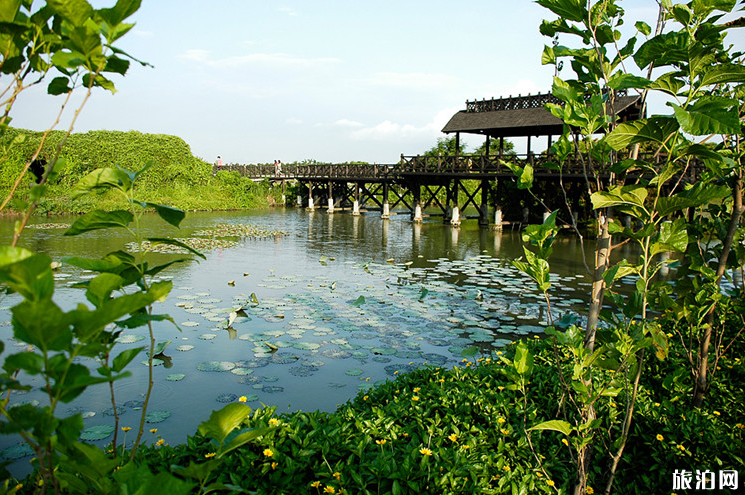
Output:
1,128,284,213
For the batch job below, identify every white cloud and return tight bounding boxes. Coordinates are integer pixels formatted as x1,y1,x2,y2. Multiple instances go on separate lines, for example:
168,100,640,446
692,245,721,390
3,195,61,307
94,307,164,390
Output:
177,50,340,69
278,6,298,16
315,119,363,128
349,106,460,141
364,72,461,89
286,117,303,125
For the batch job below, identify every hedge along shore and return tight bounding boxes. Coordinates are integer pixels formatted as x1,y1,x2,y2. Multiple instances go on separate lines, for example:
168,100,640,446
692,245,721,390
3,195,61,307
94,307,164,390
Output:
1,128,286,215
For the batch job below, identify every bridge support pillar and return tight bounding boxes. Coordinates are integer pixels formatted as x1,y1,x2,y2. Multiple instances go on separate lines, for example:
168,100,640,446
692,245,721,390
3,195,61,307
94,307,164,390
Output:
413,203,423,223
450,206,461,226
479,179,489,226
353,200,360,216
296,195,302,207
308,197,315,210
327,197,334,213
494,207,503,229
381,182,390,219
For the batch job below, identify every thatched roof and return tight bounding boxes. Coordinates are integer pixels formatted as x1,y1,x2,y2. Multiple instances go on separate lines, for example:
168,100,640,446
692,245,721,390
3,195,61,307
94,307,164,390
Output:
442,92,643,137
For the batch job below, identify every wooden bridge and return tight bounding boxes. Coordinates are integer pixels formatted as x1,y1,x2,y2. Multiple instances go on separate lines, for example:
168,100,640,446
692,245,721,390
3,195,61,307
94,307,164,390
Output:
217,151,695,227
215,91,691,226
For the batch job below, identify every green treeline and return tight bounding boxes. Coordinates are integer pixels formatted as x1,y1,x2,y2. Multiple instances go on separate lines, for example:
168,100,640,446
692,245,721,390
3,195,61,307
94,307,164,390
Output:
1,129,283,214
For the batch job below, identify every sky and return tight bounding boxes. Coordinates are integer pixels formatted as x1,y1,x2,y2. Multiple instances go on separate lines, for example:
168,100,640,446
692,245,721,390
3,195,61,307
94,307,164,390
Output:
10,1,741,165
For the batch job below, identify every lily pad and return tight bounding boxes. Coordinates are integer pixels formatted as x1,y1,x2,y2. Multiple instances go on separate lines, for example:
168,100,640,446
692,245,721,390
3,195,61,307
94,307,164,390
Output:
116,334,145,344
103,407,126,416
166,373,186,381
345,368,364,376
1,443,34,460
181,321,199,327
197,361,236,372
176,345,195,351
231,368,253,376
145,410,172,423
198,333,217,340
80,425,115,441
216,393,238,403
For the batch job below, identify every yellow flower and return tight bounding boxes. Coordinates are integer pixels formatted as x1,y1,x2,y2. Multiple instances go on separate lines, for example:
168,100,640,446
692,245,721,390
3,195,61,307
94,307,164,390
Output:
653,402,660,407
546,480,555,487
448,434,458,442
586,486,594,494
263,448,274,457
561,438,569,446
420,448,433,456
413,387,421,393
438,379,445,383
656,434,664,441
363,396,369,401
462,358,468,363
376,439,387,445
497,417,506,424
736,424,744,429
238,396,247,403
498,386,505,391
677,445,685,451
310,481,321,488
323,486,335,494
713,411,721,416
461,445,470,450
271,462,278,470
412,396,420,401
269,418,279,427
536,472,542,477
149,428,158,434
503,465,510,472
394,371,399,375
121,427,132,432
156,439,165,447
365,377,370,381
501,429,509,435
333,472,341,480
205,452,216,458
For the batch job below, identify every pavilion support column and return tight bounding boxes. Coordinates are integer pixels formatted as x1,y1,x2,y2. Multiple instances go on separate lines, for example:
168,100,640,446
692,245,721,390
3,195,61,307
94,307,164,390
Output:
353,183,361,216
485,135,490,159
381,182,390,219
450,179,461,227
296,182,303,207
327,181,334,213
479,179,489,227
307,182,315,210
444,181,453,223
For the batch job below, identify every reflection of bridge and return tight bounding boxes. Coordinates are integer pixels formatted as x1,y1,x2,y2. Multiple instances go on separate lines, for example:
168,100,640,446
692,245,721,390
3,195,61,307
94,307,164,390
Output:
218,150,697,227
216,91,690,226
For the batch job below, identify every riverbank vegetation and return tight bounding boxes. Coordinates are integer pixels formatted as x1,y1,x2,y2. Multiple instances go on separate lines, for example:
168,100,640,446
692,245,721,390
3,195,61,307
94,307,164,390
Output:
1,128,284,214
1,0,744,494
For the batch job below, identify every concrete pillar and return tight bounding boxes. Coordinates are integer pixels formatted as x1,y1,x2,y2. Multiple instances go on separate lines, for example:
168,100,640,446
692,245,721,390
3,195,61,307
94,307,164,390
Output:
296,194,302,207
450,206,461,226
282,194,286,204
382,202,390,219
308,196,315,210
494,207,503,229
352,200,360,216
327,197,334,213
413,203,423,223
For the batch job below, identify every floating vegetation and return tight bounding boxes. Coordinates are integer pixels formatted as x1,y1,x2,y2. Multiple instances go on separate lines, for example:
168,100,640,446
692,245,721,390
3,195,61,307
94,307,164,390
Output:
166,374,186,381
26,223,71,229
116,334,145,344
176,344,195,351
198,333,216,340
345,369,364,376
145,410,171,423
197,361,236,372
103,407,126,417
216,393,238,403
126,237,237,254
181,321,199,327
80,425,115,441
193,223,289,239
1,443,34,460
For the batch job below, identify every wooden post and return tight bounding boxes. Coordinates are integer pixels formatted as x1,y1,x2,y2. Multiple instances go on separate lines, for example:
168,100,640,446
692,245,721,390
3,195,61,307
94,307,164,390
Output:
485,135,490,159
479,179,489,226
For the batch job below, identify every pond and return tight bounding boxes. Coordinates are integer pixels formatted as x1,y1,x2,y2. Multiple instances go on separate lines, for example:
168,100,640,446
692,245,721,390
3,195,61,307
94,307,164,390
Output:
0,207,641,471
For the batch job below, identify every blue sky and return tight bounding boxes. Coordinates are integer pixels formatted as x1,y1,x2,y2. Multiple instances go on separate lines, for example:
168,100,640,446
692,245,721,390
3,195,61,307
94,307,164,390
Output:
11,1,737,165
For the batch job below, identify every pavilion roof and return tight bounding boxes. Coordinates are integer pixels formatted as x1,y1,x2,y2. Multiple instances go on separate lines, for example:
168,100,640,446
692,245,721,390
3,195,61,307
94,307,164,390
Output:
441,91,643,138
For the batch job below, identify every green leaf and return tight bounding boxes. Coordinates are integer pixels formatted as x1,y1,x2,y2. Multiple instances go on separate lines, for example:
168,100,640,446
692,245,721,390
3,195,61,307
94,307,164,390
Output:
591,185,649,219
670,101,741,136
651,219,688,257
634,31,690,69
3,351,45,375
514,342,534,376
606,73,651,90
635,21,651,36
0,251,54,301
0,0,21,23
528,420,572,436
64,210,133,236
62,254,124,272
147,203,185,228
648,73,685,97
71,168,132,199
605,117,680,151
97,0,141,25
656,183,729,217
460,346,479,357
351,295,365,307
220,427,273,458
197,403,253,446
112,347,144,373
85,273,124,307
701,63,745,86
535,0,586,22
48,76,72,95
47,0,94,27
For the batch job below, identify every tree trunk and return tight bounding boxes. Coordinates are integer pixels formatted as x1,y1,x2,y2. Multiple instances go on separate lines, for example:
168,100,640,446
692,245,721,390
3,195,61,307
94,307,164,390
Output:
585,211,612,351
